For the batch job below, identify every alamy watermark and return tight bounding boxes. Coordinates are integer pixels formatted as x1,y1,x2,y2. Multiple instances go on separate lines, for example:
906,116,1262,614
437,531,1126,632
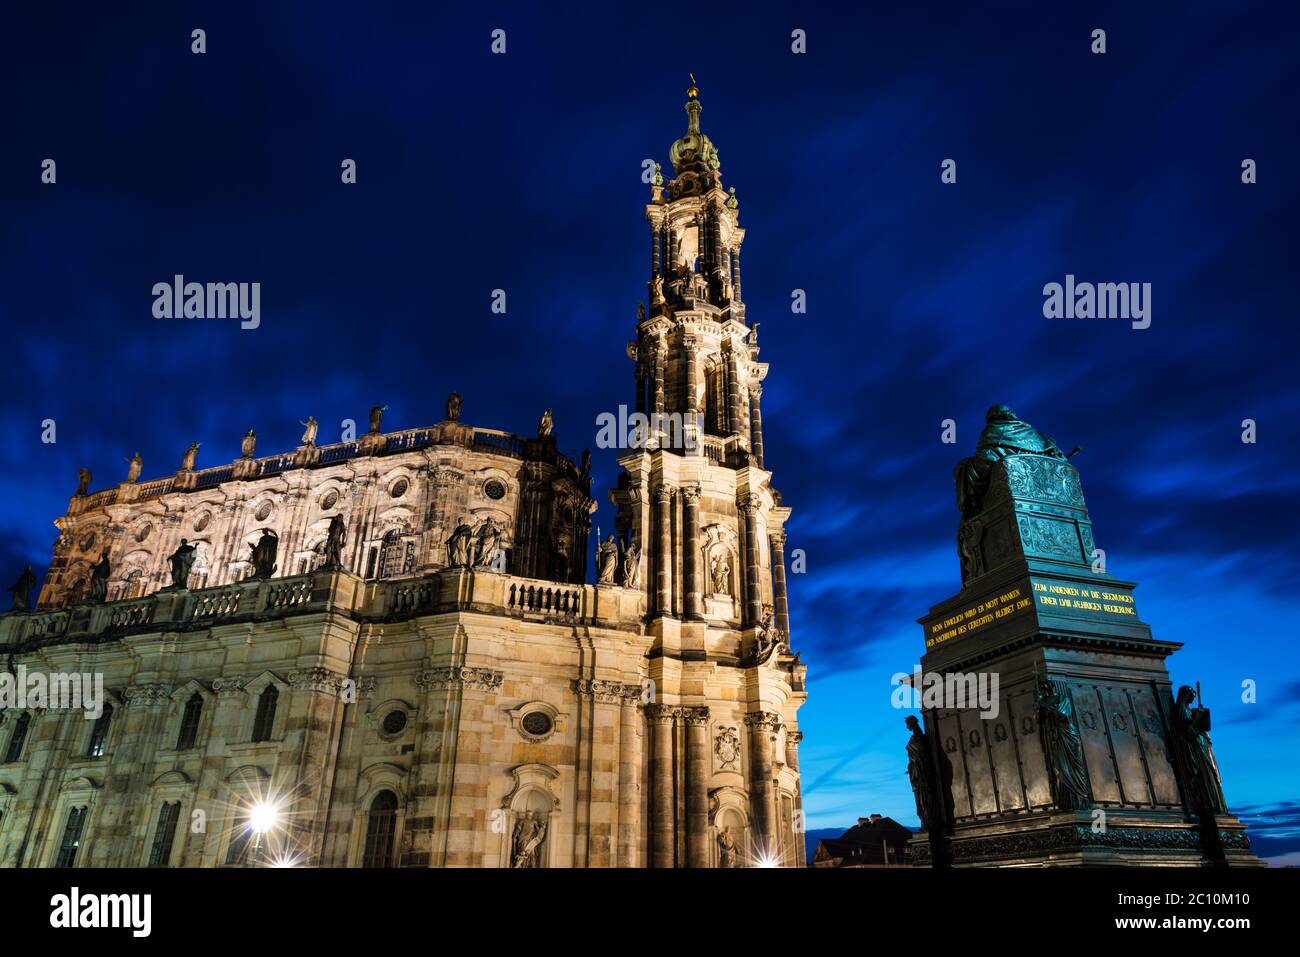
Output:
0,666,105,718
891,666,1000,719
595,404,703,452
1042,274,1150,330
152,275,260,329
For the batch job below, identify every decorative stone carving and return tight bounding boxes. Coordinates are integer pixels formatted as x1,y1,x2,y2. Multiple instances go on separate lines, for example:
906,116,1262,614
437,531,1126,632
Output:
167,540,197,589
904,715,939,832
123,683,171,707
595,534,618,584
287,667,346,695
414,666,504,693
1035,677,1091,811
714,726,740,771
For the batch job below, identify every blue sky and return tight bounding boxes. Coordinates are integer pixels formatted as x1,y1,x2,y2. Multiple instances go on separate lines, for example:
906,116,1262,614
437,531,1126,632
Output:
2,2,1297,861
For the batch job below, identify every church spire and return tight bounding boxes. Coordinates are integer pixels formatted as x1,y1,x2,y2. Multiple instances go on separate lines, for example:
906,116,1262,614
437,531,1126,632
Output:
668,74,721,182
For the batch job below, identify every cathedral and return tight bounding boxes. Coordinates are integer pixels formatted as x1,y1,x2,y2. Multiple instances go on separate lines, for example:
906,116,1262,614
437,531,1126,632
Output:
0,83,807,869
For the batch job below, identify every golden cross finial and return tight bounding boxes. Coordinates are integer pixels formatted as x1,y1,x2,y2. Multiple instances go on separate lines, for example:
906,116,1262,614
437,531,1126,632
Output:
687,73,699,99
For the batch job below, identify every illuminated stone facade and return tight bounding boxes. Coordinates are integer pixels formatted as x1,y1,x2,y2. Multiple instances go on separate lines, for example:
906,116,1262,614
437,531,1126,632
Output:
0,85,806,868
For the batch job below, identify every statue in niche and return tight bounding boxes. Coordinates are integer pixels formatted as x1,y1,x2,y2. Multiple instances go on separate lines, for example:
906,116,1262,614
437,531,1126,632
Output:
368,402,388,434
241,429,257,458
124,452,143,484
167,539,197,589
445,520,474,567
621,540,641,588
596,534,618,584
180,441,200,471
510,810,547,869
299,416,319,447
1035,676,1091,811
717,827,738,868
474,517,503,568
1172,685,1228,816
8,566,37,612
89,552,111,602
710,552,731,595
446,391,463,422
322,515,347,569
249,529,279,580
753,604,782,662
538,409,553,438
904,715,939,832
954,405,1070,520
75,467,92,496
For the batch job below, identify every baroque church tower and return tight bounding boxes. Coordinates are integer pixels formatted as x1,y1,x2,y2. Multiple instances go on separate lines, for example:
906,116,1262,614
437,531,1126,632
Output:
608,79,807,866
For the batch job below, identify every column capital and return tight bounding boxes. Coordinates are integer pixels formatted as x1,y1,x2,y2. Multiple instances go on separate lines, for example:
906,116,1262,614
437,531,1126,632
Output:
737,493,761,514
681,484,702,504
744,710,784,735
654,484,675,504
415,666,504,694
787,730,804,746
645,703,678,724
212,676,249,698
123,683,171,708
768,529,787,548
680,705,711,727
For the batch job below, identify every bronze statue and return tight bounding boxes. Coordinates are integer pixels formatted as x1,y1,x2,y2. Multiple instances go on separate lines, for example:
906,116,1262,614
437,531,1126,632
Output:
299,416,319,447
8,566,37,612
75,467,92,496
241,429,257,458
322,515,347,569
89,552,111,602
905,715,939,832
955,406,1066,519
1035,676,1091,810
125,453,143,484
445,520,474,567
538,409,553,438
596,534,618,584
1173,685,1228,816
368,403,388,434
168,539,198,589
249,529,278,580
180,441,200,471
446,391,463,422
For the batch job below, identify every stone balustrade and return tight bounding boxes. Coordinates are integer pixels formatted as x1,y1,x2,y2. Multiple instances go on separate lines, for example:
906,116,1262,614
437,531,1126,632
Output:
1,566,645,650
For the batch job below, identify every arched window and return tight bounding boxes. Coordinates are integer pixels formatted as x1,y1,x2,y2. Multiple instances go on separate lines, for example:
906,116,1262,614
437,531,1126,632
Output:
87,703,113,758
362,790,398,867
176,693,204,750
4,712,32,763
378,530,406,579
55,805,88,867
148,801,182,867
66,579,86,607
251,685,278,743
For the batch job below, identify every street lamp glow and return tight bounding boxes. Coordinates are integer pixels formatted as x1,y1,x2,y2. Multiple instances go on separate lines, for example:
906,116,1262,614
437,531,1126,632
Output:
249,801,280,834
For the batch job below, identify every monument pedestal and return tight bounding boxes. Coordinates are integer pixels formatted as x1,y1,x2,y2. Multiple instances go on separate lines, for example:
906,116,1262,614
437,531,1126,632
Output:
910,412,1260,868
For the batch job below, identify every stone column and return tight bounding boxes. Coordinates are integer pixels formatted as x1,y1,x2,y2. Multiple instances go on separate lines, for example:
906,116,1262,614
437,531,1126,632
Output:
647,705,676,868
683,706,711,867
616,685,643,867
739,495,763,627
652,335,666,421
731,246,742,302
745,711,781,860
286,667,347,864
654,485,674,618
682,486,703,620
651,221,661,278
769,530,790,641
723,339,742,436
786,730,806,866
749,384,766,469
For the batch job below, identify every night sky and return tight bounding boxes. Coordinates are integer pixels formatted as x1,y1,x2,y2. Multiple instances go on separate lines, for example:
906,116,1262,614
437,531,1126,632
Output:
3,3,1297,862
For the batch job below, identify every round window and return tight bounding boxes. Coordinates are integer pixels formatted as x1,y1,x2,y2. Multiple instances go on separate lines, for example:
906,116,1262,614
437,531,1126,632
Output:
521,711,554,738
193,510,211,532
80,532,96,551
484,479,506,500
255,501,273,521
320,489,339,510
136,522,152,542
382,710,408,736
390,479,409,499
